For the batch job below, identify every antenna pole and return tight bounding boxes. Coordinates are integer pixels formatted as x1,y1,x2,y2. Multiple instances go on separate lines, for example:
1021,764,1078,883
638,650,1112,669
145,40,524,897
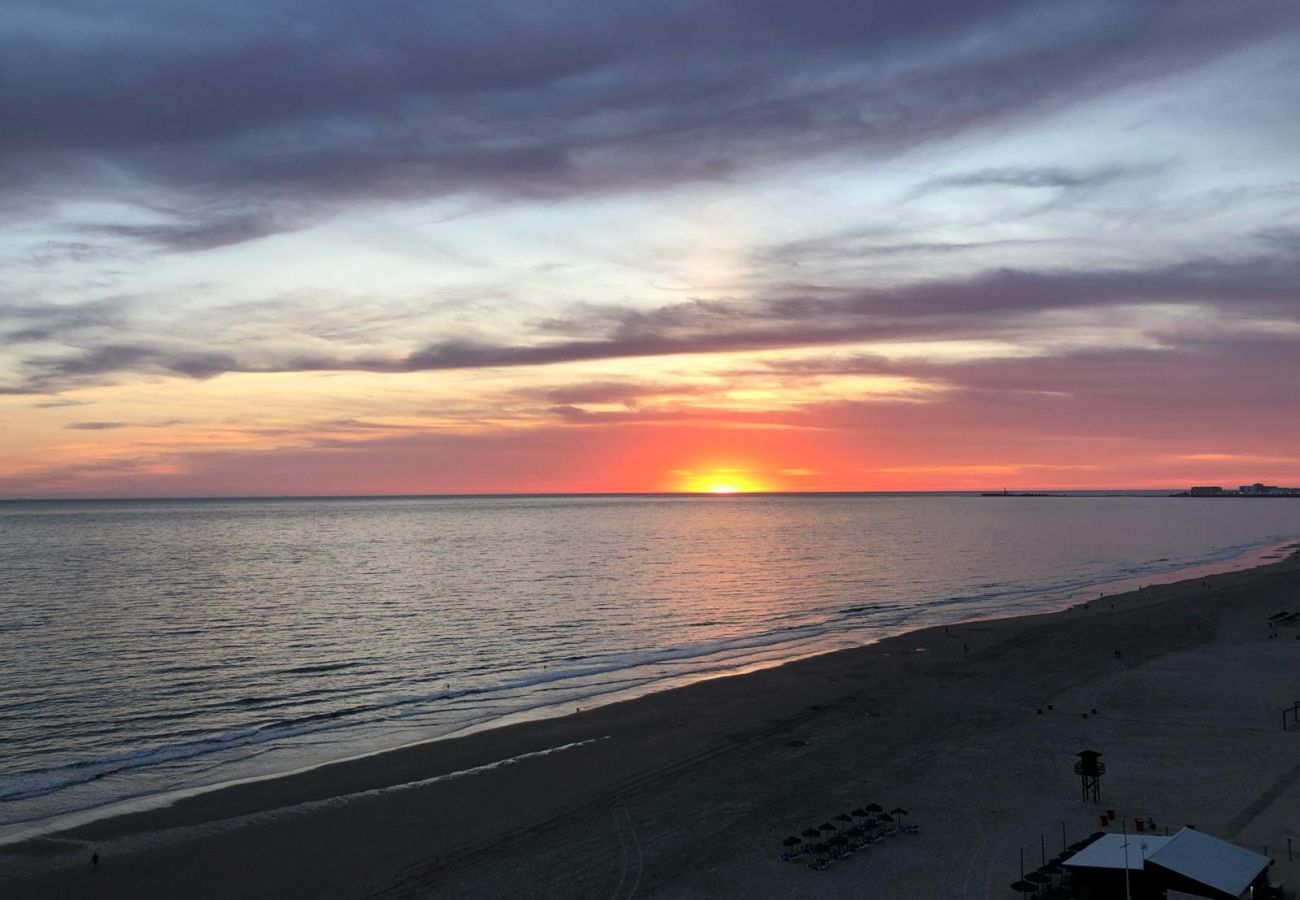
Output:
1122,817,1131,900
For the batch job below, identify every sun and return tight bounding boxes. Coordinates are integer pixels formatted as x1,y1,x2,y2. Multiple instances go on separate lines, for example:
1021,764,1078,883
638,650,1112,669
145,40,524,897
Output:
675,466,767,494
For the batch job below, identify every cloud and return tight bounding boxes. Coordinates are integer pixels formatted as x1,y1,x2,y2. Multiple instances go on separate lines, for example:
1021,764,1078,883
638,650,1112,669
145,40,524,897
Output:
66,421,128,430
0,298,130,345
3,1,1294,246
7,249,1298,394
525,380,713,406
81,211,300,252
22,343,238,385
911,164,1153,195
66,419,189,430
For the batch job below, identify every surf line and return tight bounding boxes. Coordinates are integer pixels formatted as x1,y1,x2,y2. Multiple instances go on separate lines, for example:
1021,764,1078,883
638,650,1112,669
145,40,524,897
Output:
341,736,611,802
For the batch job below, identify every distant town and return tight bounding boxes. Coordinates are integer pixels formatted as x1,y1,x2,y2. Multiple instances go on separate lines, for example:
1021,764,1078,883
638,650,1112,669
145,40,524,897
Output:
1175,482,1300,497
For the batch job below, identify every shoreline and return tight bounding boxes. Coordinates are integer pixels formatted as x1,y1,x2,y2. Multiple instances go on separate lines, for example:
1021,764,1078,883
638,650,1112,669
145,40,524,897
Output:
5,543,1300,897
2,535,1293,850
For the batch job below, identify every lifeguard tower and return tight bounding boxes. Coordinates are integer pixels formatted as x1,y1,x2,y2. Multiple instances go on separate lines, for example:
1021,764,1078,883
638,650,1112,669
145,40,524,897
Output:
1074,750,1105,803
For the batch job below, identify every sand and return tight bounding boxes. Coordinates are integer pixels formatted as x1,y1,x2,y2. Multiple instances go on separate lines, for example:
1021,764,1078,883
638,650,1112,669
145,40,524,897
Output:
4,548,1299,899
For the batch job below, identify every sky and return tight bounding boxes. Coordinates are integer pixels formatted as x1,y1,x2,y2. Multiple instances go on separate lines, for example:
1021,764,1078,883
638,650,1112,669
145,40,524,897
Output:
2,0,1299,496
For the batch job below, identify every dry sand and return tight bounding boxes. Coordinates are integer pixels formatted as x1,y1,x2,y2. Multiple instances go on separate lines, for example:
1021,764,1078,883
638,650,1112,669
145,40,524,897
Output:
4,548,1299,899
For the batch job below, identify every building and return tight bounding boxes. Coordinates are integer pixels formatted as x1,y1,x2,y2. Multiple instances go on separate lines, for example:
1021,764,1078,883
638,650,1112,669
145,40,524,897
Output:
1239,483,1275,496
1062,827,1273,899
1189,486,1226,496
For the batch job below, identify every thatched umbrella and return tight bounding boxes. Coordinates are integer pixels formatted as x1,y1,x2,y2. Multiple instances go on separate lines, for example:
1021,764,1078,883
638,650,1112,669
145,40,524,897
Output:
865,803,883,813
818,821,836,833
851,808,869,818
877,812,895,823
835,813,853,827
783,836,802,849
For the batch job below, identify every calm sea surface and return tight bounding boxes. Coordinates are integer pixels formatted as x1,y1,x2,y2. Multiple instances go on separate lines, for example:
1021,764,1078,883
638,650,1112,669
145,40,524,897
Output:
1,493,1298,839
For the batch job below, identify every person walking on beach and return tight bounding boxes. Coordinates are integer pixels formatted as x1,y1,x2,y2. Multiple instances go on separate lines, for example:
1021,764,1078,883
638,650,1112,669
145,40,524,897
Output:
91,852,99,868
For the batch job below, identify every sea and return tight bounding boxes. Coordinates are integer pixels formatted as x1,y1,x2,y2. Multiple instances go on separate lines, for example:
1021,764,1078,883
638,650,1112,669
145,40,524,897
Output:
1,492,1298,842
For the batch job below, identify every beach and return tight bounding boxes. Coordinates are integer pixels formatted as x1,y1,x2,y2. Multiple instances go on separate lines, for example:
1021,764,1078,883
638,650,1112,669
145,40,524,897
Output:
4,548,1299,899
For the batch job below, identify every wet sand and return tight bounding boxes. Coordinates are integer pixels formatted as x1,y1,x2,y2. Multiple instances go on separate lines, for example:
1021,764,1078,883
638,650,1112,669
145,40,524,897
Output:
5,548,1300,898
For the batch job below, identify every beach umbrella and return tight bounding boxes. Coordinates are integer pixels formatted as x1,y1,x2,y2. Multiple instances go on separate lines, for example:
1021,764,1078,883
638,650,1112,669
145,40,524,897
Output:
1025,872,1049,884
851,808,869,818
835,813,853,826
818,821,835,833
783,836,802,849
802,828,821,839
812,842,829,855
1009,847,1041,893
846,826,864,838
865,803,883,813
1039,864,1063,876
877,813,895,823
890,806,908,817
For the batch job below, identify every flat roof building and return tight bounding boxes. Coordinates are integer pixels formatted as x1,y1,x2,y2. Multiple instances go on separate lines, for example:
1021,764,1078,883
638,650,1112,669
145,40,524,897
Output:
1062,828,1272,899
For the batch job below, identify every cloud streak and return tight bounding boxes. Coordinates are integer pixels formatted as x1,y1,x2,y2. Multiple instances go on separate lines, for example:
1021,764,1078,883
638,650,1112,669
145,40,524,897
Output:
3,1,1295,246
8,249,1297,393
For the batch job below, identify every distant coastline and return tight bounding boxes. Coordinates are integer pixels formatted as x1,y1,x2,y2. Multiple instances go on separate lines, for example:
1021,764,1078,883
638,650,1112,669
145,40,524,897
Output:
1171,481,1300,498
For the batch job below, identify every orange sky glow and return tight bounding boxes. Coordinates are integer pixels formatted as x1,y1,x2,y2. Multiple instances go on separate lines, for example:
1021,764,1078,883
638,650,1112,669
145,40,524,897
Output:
4,346,1297,497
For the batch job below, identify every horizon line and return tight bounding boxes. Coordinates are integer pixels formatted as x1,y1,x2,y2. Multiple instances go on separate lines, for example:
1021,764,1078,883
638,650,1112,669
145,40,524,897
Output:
0,488,1189,503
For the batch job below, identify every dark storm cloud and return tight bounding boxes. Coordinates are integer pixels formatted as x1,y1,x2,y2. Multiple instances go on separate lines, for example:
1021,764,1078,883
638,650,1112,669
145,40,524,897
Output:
3,0,1294,247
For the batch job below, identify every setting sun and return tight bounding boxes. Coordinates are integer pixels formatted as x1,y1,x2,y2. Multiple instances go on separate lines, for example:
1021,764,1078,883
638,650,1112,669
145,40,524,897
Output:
675,467,768,494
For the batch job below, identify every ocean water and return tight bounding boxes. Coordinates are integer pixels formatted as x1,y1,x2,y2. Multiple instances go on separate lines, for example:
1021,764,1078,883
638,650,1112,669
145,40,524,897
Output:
1,493,1297,840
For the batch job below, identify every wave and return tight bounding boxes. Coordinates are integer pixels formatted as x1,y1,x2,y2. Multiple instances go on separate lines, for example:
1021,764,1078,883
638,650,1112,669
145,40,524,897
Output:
0,531,1290,820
